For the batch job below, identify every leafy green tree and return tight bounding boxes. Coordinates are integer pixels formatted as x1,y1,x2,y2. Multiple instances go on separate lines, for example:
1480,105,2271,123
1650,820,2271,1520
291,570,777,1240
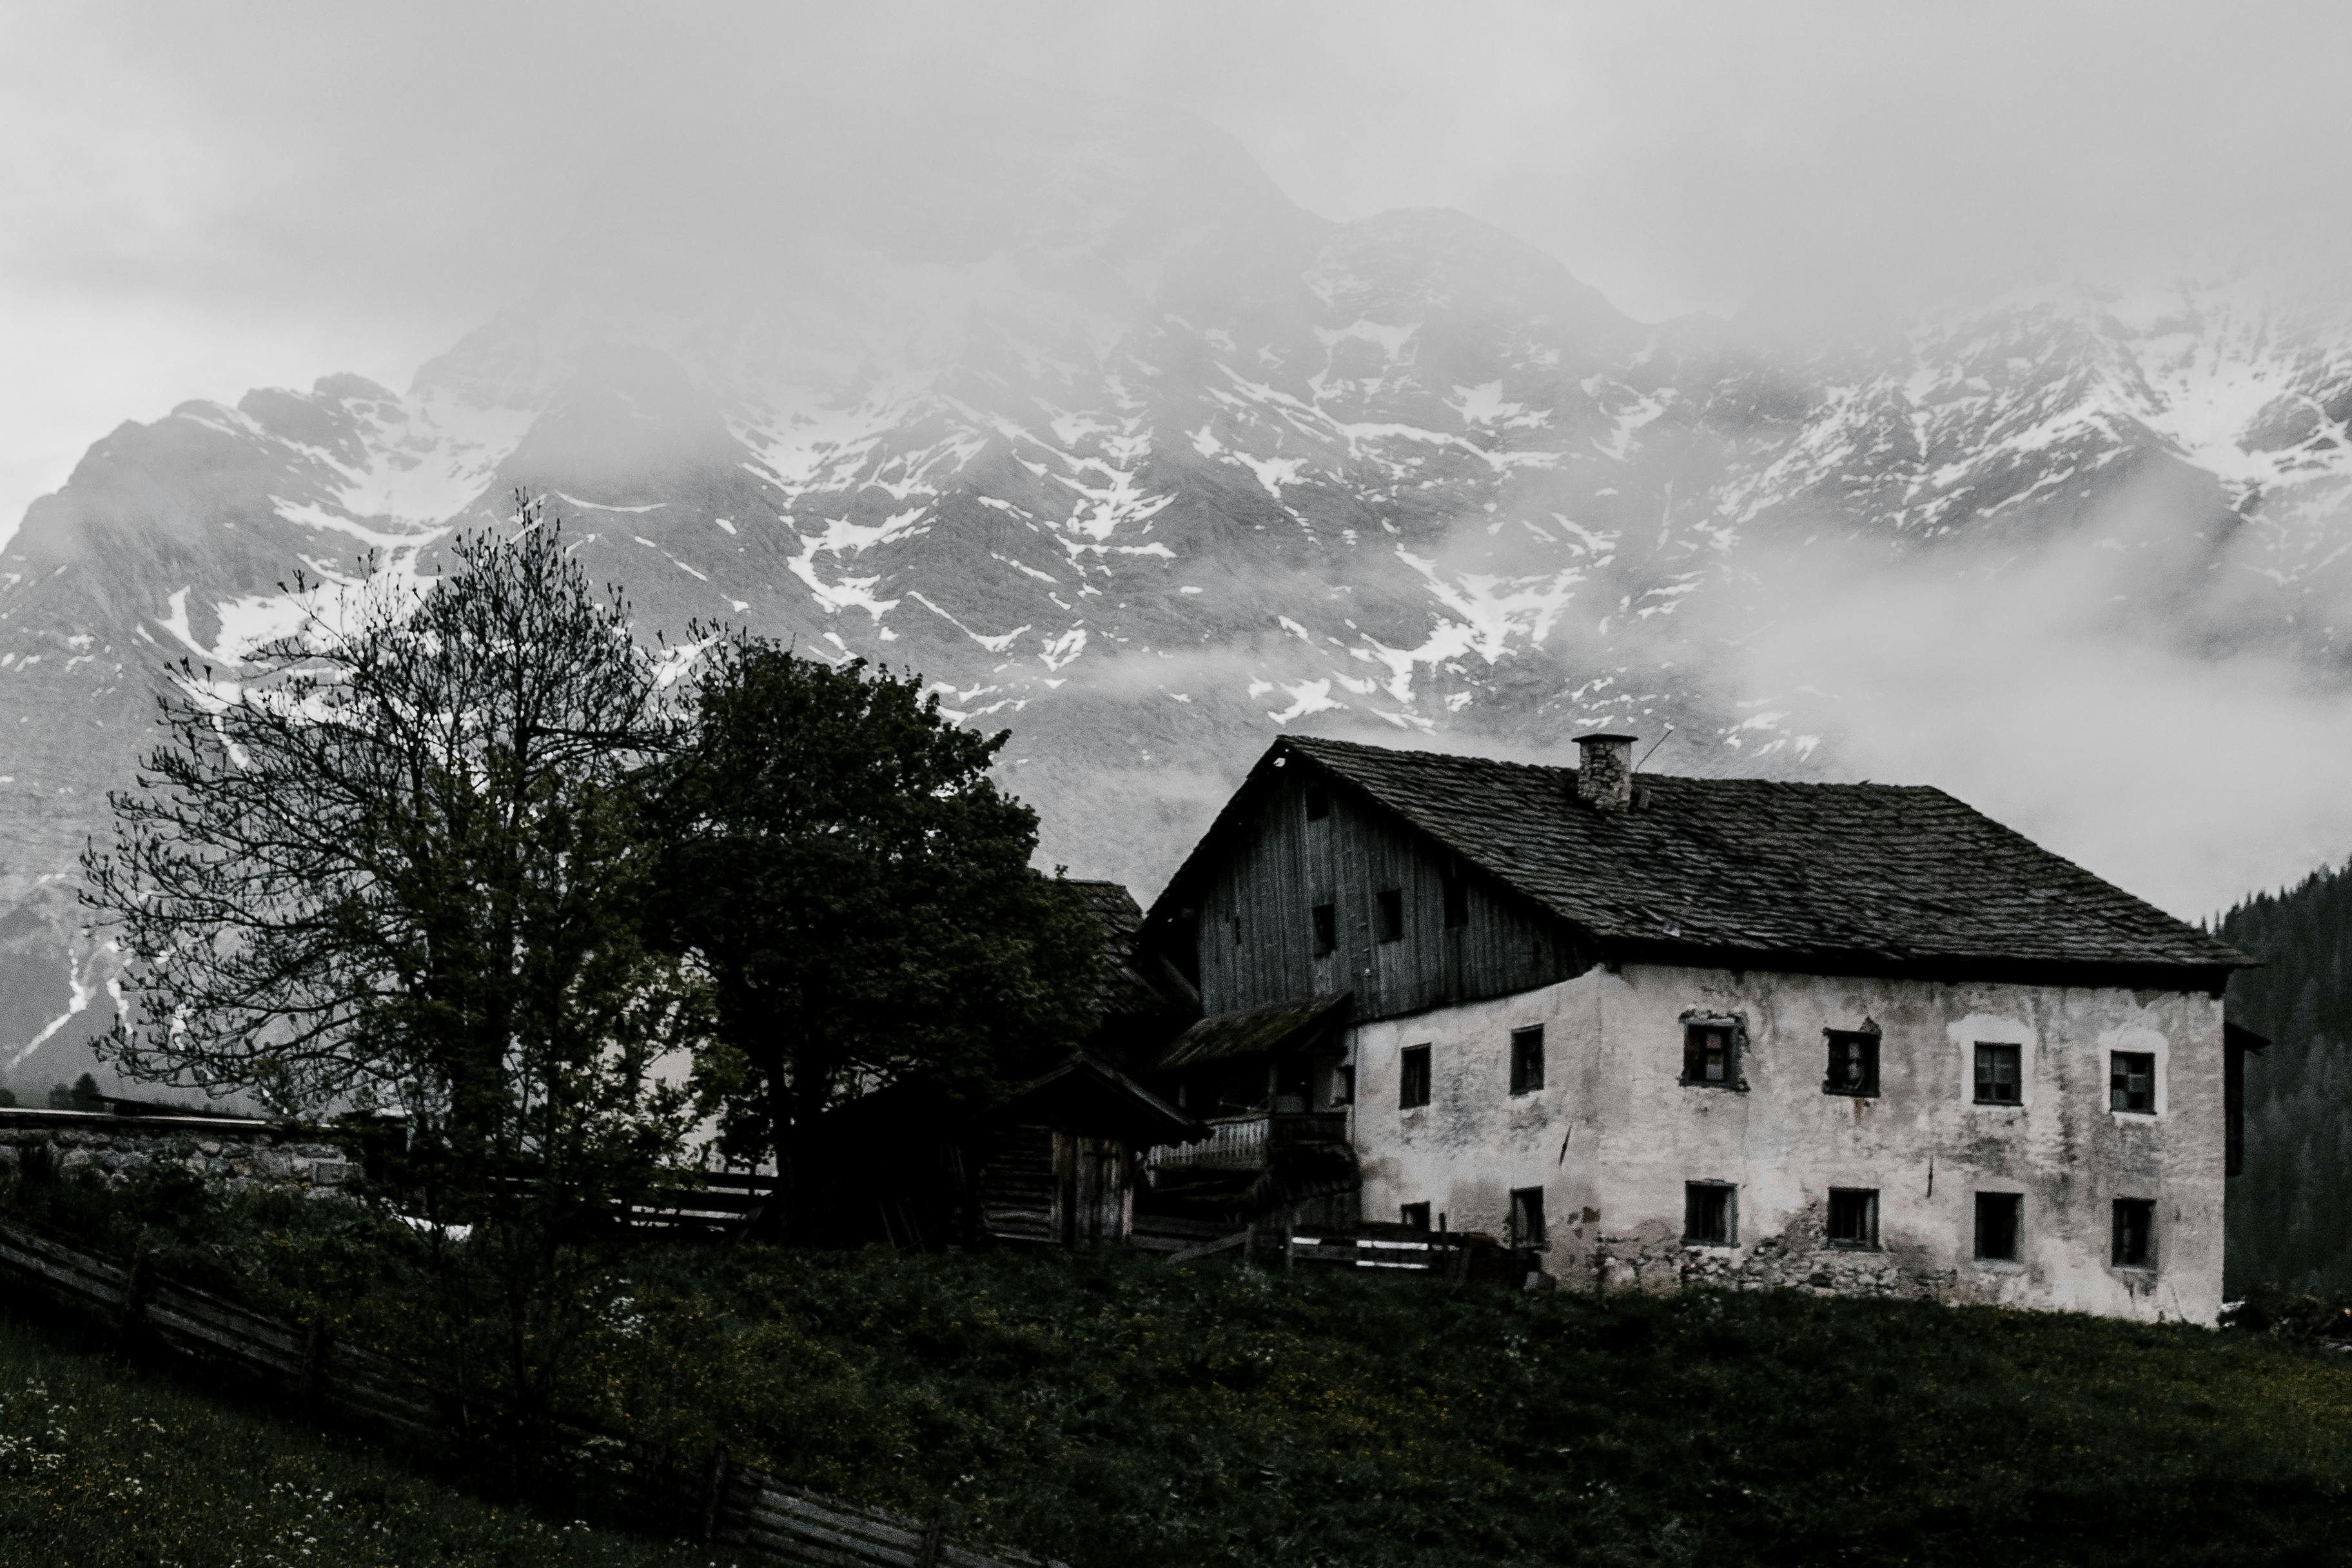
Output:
83,501,706,1442
642,641,1103,1224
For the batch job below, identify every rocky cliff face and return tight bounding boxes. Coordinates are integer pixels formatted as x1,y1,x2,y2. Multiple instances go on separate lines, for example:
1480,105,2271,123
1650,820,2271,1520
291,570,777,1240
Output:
5,108,2349,1088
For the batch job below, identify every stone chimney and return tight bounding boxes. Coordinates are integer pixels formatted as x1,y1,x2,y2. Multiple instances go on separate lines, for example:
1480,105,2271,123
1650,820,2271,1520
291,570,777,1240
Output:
1574,732,1637,812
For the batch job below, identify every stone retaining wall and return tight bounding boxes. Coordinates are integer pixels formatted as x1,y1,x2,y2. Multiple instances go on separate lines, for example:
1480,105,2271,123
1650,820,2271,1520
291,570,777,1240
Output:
0,1110,358,1197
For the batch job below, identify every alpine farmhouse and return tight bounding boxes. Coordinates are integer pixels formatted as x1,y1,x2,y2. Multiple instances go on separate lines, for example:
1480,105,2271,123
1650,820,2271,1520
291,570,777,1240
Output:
1134,734,2257,1323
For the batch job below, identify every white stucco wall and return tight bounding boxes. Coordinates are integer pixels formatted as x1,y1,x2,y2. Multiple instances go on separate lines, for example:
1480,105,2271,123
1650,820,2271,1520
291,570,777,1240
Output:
1347,963,2226,1323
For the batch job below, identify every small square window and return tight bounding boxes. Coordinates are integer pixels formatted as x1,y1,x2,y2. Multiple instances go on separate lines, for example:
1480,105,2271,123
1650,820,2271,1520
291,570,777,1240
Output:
1400,1202,1431,1231
1683,1021,1738,1086
1304,784,1331,821
1824,1030,1880,1097
1975,1192,2023,1261
2110,1052,2155,1114
1311,903,1337,957
1826,1188,1879,1249
1399,1044,1432,1109
1377,888,1404,943
2112,1198,2154,1268
1974,1043,2023,1105
1510,1026,1545,1095
1685,1182,1736,1245
1509,1187,1548,1249
1442,872,1469,930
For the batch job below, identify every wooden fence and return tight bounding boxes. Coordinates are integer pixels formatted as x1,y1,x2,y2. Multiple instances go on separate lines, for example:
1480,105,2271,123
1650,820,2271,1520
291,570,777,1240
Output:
0,1217,1057,1568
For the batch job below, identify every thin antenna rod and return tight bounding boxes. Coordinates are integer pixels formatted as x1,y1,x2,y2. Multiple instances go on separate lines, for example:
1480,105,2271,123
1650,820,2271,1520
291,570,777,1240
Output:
1634,726,1675,773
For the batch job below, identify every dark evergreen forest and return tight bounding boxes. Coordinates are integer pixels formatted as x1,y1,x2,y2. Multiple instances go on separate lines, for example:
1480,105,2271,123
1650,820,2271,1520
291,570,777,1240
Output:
2219,863,2352,1297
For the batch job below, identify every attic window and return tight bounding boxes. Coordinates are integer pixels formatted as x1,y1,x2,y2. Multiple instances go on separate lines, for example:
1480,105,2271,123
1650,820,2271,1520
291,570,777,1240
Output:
1681,1015,1745,1089
1974,1044,2023,1106
1377,888,1404,943
1823,1029,1880,1097
1442,871,1469,929
1304,784,1331,821
2110,1052,2155,1114
1311,903,1338,957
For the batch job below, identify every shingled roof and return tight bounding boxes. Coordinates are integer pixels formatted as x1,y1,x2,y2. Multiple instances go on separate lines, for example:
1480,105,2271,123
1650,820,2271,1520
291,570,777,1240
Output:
1153,736,2249,990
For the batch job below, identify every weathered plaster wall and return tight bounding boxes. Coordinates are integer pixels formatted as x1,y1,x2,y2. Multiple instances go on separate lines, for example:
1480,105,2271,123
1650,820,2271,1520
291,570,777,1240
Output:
0,1112,357,1195
1348,963,2226,1323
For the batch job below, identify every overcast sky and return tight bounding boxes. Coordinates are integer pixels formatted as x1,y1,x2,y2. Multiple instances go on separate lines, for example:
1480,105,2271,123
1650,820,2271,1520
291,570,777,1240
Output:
7,1,2351,535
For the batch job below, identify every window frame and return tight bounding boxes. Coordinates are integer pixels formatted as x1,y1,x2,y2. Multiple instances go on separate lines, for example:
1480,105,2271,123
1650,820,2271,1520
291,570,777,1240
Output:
1509,1025,1546,1095
1973,1042,2024,1106
1823,1028,1881,1098
1825,1188,1879,1250
1974,1191,2023,1262
1683,1181,1738,1246
2110,1052,2156,1115
1376,887,1405,944
1311,902,1338,957
2112,1197,2155,1268
1680,1012,1749,1090
1509,1186,1549,1250
1398,1044,1432,1110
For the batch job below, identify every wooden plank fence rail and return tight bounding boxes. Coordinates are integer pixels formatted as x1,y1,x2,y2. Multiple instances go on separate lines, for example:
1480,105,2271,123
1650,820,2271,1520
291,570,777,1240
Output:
0,1216,1059,1568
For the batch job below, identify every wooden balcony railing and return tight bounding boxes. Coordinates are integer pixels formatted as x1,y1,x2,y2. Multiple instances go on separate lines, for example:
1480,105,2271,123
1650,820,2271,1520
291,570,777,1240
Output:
1148,1110,1350,1171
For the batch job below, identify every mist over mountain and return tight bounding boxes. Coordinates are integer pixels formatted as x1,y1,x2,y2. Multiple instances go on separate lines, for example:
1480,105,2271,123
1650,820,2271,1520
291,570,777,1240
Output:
7,103,2352,1092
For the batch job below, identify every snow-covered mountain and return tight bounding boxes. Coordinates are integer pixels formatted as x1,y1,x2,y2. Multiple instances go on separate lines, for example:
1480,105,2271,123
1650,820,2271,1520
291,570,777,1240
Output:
6,107,2351,1090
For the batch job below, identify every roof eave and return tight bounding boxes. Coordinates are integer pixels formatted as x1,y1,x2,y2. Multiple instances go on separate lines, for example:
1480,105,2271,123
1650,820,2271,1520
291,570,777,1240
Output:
1599,937,2244,997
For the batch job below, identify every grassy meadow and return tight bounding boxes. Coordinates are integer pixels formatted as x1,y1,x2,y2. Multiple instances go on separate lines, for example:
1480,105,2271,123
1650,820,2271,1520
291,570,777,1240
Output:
8,1160,2352,1567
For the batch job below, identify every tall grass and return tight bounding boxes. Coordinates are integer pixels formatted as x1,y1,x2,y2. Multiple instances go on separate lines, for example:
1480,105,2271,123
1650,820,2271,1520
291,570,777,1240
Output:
0,1308,743,1568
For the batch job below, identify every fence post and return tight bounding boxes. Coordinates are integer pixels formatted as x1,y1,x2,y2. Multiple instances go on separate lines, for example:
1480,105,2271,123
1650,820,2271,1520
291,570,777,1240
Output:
300,1316,332,1404
114,1253,152,1355
696,1444,730,1544
916,1513,948,1568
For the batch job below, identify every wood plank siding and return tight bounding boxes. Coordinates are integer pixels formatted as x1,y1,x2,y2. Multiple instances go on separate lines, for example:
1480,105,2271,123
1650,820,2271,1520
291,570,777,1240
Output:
1191,767,1587,1023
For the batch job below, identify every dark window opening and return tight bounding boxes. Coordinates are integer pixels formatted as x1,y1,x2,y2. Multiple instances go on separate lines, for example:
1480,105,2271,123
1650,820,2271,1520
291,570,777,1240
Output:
1399,1044,1432,1109
1216,1059,1270,1115
2110,1052,2155,1114
1304,784,1331,821
1400,1202,1431,1231
1442,872,1469,930
2112,1198,2154,1268
1231,915,1242,947
1510,1026,1546,1095
1274,1055,1312,1113
1826,1188,1879,1249
1683,1021,1738,1086
1330,1064,1355,1106
1975,1192,2023,1261
1509,1187,1548,1249
1824,1030,1880,1097
1974,1043,2023,1105
1377,888,1405,943
1311,903,1337,957
1685,1182,1736,1245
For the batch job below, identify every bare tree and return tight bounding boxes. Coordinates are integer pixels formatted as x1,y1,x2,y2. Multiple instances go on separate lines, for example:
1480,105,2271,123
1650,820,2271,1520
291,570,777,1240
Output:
83,497,705,1441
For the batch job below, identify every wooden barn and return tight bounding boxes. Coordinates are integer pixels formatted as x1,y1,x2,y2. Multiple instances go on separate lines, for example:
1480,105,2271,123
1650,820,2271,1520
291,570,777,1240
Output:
970,1054,1206,1246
